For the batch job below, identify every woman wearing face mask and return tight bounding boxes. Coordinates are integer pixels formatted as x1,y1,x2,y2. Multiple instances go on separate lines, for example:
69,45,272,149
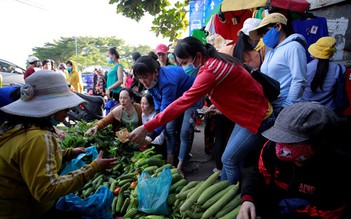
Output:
237,102,351,219
129,36,275,185
105,47,123,101
220,18,262,68
131,55,202,175
0,70,117,218
66,60,83,93
249,13,308,117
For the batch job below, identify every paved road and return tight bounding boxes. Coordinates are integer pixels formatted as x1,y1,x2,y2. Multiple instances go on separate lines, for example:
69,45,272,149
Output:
182,122,216,182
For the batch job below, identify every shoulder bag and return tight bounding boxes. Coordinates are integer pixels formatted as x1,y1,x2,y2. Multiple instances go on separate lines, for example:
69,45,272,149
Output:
243,64,280,102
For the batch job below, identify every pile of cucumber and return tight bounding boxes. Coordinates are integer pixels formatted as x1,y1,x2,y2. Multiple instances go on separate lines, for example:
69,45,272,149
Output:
75,146,191,218
173,171,242,219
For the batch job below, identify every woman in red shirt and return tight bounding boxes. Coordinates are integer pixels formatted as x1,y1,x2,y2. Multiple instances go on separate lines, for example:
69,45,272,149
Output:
129,36,274,184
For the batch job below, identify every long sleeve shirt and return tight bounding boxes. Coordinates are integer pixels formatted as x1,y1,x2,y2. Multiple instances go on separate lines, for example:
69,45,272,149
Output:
0,126,99,218
145,58,270,134
302,60,346,110
260,34,307,109
241,140,351,218
147,66,195,137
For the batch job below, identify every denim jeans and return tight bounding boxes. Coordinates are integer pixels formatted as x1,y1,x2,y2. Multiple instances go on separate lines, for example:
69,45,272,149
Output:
214,114,235,170
165,98,204,161
221,114,275,184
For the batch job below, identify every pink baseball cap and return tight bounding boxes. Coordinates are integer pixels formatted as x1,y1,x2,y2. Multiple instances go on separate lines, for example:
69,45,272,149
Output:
155,44,169,54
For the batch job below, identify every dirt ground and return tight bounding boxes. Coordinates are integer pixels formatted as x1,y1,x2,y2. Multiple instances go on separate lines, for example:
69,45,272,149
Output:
182,122,217,182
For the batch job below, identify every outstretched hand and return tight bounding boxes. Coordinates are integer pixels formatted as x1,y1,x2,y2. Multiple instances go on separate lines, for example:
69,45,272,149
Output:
128,125,148,145
85,126,98,136
94,151,118,172
237,201,256,219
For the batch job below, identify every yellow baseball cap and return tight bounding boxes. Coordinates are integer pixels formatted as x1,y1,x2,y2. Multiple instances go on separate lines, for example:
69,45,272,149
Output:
249,13,288,40
308,37,336,59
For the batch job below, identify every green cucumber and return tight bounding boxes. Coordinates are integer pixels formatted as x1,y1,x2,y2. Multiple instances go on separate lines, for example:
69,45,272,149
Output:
155,164,172,174
179,181,199,193
179,171,220,212
111,196,118,214
201,183,240,219
117,172,136,180
167,193,176,206
196,180,230,205
123,208,139,218
201,185,231,209
115,189,124,214
120,197,130,215
143,165,158,174
138,158,165,167
218,204,241,219
171,173,183,184
215,193,241,218
170,178,187,193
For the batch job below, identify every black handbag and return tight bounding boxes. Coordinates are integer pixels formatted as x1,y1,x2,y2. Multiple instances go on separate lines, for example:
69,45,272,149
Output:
243,64,280,102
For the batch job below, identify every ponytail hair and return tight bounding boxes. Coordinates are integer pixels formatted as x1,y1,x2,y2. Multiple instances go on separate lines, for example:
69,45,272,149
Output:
175,36,240,65
109,47,120,59
311,59,329,92
132,55,160,78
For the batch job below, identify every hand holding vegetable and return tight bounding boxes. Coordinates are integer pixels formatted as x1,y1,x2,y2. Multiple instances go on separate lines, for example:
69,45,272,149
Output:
85,125,98,136
71,147,86,156
128,125,148,144
237,201,256,219
94,151,118,172
54,126,66,139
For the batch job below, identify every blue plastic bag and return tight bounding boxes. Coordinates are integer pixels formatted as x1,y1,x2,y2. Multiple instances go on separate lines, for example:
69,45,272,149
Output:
138,166,172,215
60,146,98,175
55,185,114,219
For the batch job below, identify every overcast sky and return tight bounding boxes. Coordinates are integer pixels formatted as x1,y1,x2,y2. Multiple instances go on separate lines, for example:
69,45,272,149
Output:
1,0,180,67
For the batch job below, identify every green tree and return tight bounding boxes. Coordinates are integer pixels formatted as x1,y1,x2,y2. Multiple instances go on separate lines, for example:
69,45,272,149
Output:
32,36,152,71
108,0,189,41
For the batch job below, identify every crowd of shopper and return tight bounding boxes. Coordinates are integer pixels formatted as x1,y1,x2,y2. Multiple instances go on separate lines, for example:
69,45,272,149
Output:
1,11,350,219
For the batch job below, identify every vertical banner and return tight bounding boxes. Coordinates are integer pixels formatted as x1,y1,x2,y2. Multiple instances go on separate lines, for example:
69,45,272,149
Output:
204,0,223,24
189,0,223,35
189,1,205,35
327,17,349,61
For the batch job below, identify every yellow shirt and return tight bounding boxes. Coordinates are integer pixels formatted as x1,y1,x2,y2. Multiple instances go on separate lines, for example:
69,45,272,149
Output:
0,126,99,218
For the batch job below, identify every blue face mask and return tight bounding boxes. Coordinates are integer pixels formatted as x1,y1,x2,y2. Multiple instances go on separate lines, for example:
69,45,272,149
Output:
50,115,60,126
168,53,175,60
106,56,114,64
263,27,281,48
182,57,200,77
67,67,72,72
183,63,195,75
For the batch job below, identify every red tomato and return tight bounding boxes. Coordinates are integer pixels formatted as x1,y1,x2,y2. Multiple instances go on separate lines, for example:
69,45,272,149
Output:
139,145,148,150
130,181,137,189
113,187,121,196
